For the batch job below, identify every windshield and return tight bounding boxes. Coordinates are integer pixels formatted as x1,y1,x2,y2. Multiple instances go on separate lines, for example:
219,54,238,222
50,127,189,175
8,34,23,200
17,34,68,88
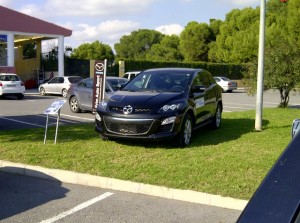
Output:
122,70,192,92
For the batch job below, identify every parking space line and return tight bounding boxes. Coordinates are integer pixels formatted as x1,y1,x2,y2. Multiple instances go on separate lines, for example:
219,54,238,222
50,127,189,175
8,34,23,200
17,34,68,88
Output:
0,116,45,128
61,114,94,121
39,192,114,223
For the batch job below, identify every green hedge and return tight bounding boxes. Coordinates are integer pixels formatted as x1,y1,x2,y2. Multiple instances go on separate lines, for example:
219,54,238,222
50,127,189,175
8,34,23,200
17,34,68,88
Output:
118,60,245,79
42,57,245,80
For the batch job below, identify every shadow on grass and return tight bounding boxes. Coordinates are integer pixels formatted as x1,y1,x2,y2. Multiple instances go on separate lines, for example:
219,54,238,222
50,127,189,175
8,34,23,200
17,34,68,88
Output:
106,118,270,149
0,116,270,149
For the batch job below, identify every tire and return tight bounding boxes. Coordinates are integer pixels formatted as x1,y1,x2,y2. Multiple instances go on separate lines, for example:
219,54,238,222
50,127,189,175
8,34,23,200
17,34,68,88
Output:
99,133,109,141
62,88,68,98
17,94,24,99
40,87,46,96
69,96,81,113
211,104,222,129
175,114,192,147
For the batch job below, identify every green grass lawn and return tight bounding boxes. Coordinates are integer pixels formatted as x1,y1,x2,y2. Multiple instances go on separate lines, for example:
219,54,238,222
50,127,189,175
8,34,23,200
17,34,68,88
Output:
0,108,298,200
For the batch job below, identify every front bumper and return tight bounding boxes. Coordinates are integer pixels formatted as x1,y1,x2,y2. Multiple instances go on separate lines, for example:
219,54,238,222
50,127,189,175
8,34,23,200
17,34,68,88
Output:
95,114,182,141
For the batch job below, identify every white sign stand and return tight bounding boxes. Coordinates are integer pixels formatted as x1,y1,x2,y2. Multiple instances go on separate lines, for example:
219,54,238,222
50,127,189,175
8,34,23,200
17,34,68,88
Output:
43,100,66,144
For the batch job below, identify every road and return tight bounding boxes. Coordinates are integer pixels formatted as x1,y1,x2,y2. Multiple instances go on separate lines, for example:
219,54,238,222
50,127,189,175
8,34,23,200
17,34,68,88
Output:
222,89,300,112
0,172,241,223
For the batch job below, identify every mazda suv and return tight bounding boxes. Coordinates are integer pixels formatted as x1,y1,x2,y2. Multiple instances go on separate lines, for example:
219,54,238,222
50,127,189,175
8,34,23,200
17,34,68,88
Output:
95,68,223,147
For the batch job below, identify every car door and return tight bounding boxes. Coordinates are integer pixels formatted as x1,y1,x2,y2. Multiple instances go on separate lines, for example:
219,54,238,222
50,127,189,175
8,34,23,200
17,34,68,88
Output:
202,71,218,115
190,71,211,124
78,79,93,110
45,77,60,93
53,77,65,94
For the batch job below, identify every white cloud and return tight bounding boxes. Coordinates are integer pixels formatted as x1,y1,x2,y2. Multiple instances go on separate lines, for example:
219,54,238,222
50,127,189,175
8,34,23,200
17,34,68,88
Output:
221,0,260,7
69,20,140,48
155,24,184,35
44,0,156,17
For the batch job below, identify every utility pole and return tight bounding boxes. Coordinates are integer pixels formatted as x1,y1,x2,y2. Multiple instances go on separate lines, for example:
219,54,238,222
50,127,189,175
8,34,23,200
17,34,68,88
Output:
255,0,266,131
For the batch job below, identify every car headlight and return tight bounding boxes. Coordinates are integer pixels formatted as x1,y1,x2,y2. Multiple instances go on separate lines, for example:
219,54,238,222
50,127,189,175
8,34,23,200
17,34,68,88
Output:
98,100,108,110
161,116,176,125
95,112,101,121
160,103,181,112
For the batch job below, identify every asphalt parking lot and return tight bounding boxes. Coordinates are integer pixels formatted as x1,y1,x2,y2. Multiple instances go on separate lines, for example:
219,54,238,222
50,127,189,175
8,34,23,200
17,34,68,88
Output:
2,88,299,132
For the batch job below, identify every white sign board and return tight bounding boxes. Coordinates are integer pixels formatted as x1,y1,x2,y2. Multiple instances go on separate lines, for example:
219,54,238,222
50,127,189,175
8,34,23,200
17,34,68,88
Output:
44,100,66,115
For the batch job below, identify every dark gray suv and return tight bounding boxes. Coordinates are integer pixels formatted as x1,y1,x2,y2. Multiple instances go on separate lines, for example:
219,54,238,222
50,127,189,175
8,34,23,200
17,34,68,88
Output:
95,68,223,147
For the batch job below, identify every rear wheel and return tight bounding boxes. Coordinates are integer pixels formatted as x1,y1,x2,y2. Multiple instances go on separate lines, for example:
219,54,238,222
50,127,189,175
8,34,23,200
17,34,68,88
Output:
40,87,46,96
211,104,222,129
69,96,81,113
62,88,68,97
175,114,192,147
17,94,24,99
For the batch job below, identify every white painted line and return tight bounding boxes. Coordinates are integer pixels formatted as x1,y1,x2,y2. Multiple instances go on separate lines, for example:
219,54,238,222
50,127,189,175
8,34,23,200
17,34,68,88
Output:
39,192,114,223
0,116,45,128
61,114,94,122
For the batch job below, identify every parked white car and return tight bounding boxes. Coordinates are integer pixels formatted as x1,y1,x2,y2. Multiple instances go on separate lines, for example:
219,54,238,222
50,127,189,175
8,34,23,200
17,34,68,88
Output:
39,76,82,97
0,73,25,99
214,76,237,93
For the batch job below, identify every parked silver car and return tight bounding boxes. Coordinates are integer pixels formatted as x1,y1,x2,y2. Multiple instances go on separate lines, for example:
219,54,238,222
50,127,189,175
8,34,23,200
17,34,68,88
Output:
39,76,82,97
67,76,128,113
214,76,237,93
0,73,25,99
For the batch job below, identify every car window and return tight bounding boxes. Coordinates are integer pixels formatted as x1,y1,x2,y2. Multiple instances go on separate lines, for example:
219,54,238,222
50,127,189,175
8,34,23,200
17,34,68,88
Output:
220,77,230,81
122,70,192,92
59,77,64,83
79,79,93,88
198,72,211,88
204,71,216,85
68,77,82,83
0,75,20,81
48,77,60,84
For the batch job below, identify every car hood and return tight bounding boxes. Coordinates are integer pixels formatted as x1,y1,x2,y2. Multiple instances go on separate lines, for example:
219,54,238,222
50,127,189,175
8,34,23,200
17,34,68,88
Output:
108,90,185,108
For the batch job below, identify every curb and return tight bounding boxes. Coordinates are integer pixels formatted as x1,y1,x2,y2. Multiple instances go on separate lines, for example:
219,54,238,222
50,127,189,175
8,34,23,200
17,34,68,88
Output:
0,160,248,211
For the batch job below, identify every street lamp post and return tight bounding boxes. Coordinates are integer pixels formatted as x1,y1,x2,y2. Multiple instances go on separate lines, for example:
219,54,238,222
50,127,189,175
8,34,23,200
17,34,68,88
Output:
255,0,266,131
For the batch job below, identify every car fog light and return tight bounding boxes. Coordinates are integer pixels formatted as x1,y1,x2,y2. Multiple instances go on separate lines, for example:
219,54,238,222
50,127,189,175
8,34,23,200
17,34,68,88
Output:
95,113,101,121
162,116,176,125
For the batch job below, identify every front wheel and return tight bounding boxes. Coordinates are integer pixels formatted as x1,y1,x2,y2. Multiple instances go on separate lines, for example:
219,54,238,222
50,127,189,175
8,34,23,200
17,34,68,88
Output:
175,114,192,147
99,133,109,141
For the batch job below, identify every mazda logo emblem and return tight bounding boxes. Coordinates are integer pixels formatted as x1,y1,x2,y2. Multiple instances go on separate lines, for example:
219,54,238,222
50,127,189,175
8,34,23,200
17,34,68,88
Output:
123,105,133,114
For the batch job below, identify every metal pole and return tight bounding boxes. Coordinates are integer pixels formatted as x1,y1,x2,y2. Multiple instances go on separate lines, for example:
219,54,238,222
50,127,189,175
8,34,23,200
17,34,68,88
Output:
54,109,61,144
255,0,266,131
44,114,49,144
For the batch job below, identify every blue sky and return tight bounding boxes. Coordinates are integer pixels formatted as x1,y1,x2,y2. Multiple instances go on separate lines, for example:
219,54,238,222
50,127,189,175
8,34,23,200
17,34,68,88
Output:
0,0,260,50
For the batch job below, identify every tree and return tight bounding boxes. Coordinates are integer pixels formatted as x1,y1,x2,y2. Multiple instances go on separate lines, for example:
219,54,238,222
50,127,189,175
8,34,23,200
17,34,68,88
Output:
243,0,300,108
146,35,183,61
114,29,164,60
179,21,211,62
209,8,260,63
70,40,114,61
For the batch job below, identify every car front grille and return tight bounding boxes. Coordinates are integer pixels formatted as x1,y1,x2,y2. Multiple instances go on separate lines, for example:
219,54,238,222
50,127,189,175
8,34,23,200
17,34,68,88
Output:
103,116,153,135
109,106,151,114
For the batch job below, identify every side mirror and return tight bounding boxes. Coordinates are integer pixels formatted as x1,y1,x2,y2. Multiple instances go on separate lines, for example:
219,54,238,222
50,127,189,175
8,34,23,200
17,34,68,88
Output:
291,119,300,138
116,83,126,90
192,85,206,93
